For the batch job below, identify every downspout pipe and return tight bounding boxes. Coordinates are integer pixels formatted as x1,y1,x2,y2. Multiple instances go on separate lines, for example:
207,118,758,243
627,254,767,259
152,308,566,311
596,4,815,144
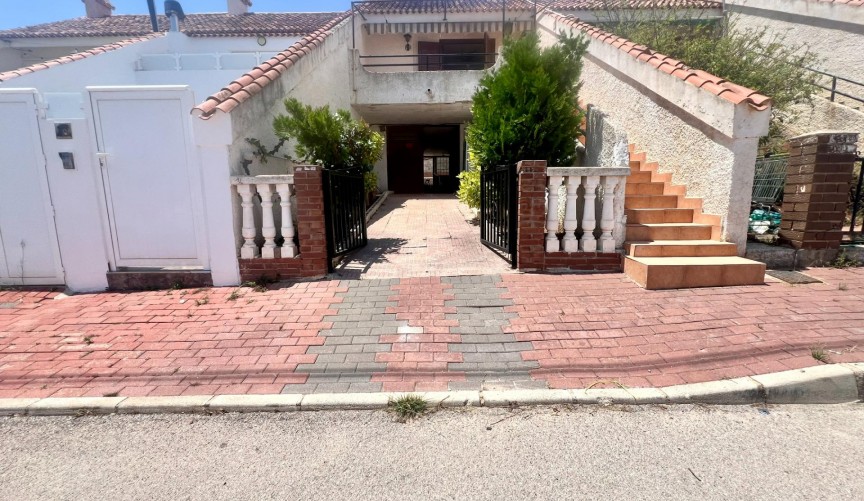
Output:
147,0,159,32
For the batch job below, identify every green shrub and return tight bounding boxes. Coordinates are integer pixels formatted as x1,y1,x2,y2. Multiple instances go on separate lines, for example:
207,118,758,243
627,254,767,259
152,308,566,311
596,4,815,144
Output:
610,17,821,149
466,32,588,170
364,170,379,195
273,98,384,171
457,168,481,209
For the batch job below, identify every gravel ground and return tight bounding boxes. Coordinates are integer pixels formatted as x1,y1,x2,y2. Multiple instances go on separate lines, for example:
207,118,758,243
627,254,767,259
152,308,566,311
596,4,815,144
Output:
1,404,862,500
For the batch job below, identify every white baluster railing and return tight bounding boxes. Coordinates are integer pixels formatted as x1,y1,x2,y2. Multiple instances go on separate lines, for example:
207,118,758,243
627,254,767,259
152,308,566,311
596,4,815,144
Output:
231,175,298,259
544,167,629,253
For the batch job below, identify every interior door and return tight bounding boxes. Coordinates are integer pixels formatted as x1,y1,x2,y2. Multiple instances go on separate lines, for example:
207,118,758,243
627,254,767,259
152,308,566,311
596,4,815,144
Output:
89,87,207,269
0,91,65,285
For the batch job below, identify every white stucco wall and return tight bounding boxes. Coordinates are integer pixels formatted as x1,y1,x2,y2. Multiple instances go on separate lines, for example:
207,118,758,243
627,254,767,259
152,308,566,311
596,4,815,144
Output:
228,20,354,174
0,34,261,289
537,13,771,253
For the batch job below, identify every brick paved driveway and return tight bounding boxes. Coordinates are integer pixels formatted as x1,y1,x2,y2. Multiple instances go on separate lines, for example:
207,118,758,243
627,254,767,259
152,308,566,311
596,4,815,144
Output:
333,194,514,279
1,267,862,398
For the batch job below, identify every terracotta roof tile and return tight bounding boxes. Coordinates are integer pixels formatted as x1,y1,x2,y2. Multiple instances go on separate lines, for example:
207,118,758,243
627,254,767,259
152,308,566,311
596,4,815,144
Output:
191,13,350,119
357,0,720,14
0,34,162,83
550,12,771,111
0,12,342,39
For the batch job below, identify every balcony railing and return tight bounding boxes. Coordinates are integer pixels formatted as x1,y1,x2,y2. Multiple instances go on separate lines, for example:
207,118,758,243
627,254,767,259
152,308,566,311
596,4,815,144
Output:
358,52,497,71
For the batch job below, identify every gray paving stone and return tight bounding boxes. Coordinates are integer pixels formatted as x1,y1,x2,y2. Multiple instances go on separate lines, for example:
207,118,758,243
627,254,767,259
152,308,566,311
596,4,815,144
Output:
305,374,341,384
337,374,372,383
334,344,364,354
345,353,378,363
315,354,347,364
312,383,351,393
362,344,391,353
306,346,336,354
347,382,383,393
323,363,358,373
355,362,387,373
350,335,380,344
503,342,534,352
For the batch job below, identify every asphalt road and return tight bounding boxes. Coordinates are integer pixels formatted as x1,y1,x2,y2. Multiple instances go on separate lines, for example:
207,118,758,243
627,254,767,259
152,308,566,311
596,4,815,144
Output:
1,404,862,500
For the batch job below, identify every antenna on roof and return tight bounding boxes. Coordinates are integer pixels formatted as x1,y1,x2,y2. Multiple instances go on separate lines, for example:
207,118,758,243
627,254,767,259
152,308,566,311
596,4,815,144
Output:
165,0,186,32
146,0,158,32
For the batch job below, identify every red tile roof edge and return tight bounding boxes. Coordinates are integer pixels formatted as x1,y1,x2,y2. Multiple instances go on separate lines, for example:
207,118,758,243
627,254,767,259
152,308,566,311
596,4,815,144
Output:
0,33,163,83
549,12,772,111
191,12,350,120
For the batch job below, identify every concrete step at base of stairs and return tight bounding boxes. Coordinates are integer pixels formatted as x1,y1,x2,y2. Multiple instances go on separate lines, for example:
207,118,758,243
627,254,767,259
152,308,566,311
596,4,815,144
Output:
623,256,766,290
624,240,739,257
626,223,713,241
625,208,695,224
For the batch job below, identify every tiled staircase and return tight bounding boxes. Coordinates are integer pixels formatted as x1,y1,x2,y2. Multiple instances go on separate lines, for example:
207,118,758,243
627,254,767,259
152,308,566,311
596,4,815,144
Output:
622,147,766,289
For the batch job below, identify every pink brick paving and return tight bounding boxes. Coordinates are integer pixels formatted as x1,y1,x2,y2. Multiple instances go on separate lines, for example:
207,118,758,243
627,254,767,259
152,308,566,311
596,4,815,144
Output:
0,282,344,398
500,267,864,389
374,277,465,392
1,267,863,398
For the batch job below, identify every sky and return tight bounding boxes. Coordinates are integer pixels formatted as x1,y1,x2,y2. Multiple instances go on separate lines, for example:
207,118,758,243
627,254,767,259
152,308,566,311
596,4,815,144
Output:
0,1,354,30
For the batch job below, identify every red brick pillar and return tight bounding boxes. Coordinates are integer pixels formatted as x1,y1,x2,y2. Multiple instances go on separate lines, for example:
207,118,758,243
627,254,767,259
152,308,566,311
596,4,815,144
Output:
293,165,329,276
516,160,548,270
780,132,859,250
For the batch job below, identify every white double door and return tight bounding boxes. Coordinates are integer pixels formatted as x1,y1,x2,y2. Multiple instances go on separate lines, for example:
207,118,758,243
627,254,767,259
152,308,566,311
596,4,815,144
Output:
90,87,207,269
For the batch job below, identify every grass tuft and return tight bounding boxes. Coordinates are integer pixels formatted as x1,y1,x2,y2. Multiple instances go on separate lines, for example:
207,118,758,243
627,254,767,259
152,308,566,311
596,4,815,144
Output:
811,346,830,364
388,394,428,421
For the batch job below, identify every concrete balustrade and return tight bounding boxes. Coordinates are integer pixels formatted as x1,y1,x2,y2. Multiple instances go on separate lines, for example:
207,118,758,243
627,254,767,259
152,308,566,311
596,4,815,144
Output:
231,175,298,260
544,167,628,254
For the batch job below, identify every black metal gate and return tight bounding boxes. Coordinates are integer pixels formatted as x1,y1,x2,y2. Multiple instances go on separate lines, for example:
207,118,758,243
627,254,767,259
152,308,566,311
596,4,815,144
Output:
480,164,518,268
849,156,864,239
322,169,368,270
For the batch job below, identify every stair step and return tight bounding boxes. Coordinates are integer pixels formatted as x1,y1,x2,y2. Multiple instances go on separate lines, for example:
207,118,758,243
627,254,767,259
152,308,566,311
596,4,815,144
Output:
627,171,654,183
625,208,694,224
624,256,766,290
624,240,739,257
626,223,713,241
624,195,679,209
625,182,665,195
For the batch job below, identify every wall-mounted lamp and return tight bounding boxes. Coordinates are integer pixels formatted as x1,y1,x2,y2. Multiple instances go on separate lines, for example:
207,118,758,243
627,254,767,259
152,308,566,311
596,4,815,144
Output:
404,33,412,52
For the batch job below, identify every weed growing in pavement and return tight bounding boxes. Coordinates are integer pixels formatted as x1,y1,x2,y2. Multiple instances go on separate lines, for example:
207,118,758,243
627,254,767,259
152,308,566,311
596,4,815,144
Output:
83,336,93,345
810,347,830,364
388,394,429,422
227,290,241,301
195,297,209,306
830,251,861,269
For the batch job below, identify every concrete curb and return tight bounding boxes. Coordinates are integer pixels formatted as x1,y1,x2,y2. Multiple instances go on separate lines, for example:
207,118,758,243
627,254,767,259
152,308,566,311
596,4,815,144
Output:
1,364,861,417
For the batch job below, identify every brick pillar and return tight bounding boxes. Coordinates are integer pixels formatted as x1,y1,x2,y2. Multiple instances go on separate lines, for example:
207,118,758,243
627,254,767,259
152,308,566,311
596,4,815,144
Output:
293,165,329,276
516,160,548,270
780,132,859,250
